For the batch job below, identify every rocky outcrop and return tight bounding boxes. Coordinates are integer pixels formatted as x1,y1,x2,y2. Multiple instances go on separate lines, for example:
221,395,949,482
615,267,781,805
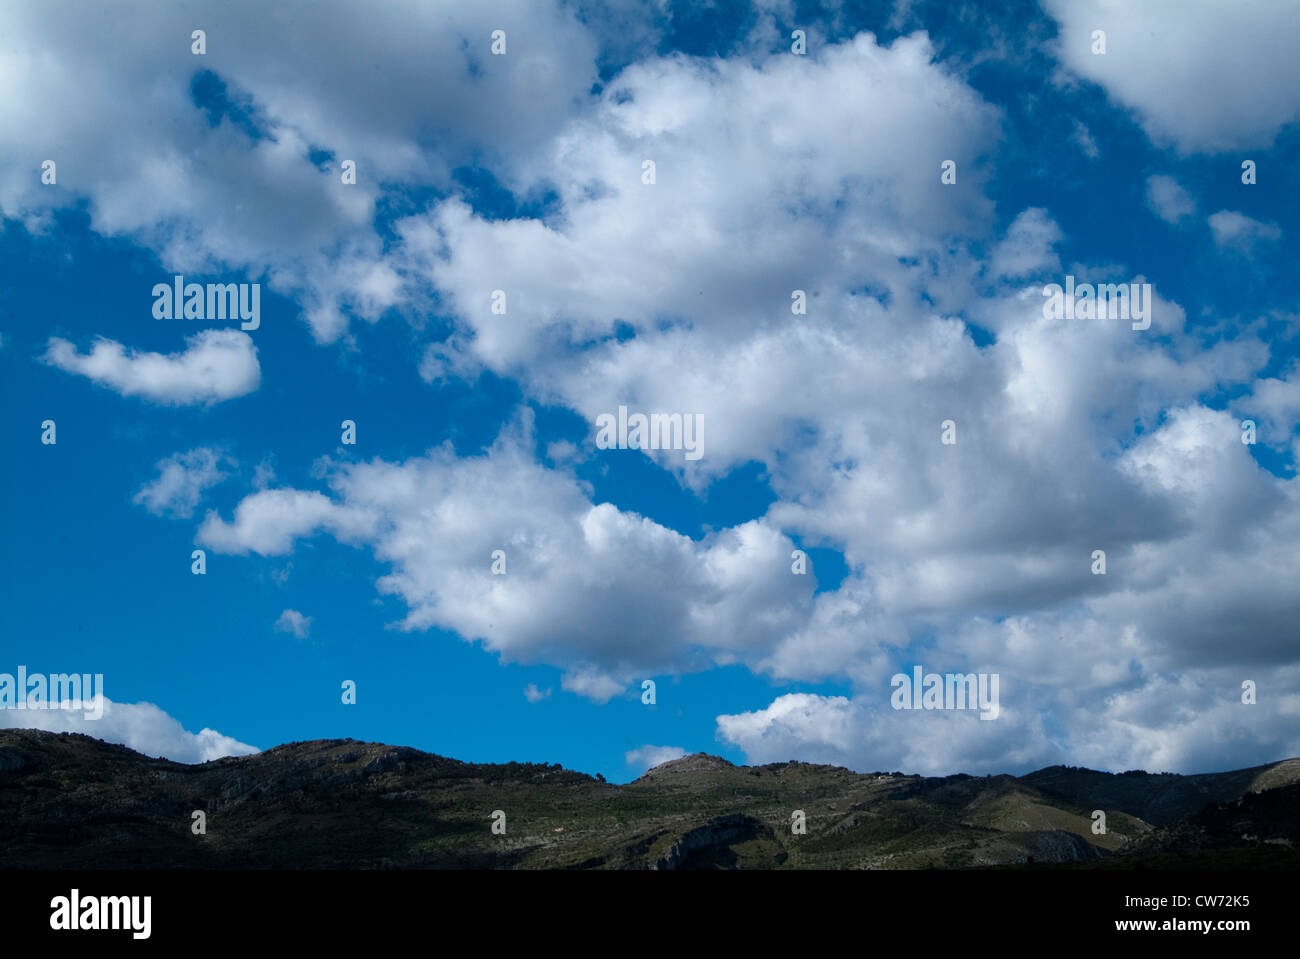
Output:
651,814,783,869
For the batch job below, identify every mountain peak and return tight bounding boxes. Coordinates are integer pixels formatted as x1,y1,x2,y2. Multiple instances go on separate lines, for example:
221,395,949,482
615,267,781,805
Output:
635,752,736,781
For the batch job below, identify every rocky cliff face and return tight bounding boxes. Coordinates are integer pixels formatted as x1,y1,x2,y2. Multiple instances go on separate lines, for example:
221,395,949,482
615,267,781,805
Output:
650,814,785,870
2,730,1297,870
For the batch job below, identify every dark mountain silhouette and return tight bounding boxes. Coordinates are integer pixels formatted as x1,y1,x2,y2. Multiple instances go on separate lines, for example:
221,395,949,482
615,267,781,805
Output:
2,730,1297,869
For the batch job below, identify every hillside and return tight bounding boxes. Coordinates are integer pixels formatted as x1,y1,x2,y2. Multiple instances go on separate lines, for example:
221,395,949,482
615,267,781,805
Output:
2,730,1297,869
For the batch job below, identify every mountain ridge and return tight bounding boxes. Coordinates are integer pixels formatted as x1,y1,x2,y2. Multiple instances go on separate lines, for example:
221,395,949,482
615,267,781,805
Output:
3,730,1297,869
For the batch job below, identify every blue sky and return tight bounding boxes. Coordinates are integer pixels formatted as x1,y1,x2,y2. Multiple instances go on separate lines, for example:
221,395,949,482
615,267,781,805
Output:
2,0,1299,782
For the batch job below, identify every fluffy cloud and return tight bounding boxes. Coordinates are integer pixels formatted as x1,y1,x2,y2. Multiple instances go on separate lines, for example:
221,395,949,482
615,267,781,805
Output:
715,691,1059,775
716,671,1300,776
275,609,312,639
134,448,232,518
393,32,1003,496
1208,210,1282,251
0,699,258,764
402,31,999,389
43,329,260,405
1242,366,1300,443
1042,0,1300,153
712,401,1300,775
561,668,626,705
1064,671,1300,773
0,0,601,342
990,207,1062,279
625,744,687,772
199,415,815,699
1145,174,1195,224
198,488,375,554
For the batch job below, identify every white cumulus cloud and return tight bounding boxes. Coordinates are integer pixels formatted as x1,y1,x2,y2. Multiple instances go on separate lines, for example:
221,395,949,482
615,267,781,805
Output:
1043,0,1300,153
134,448,232,518
0,698,258,764
1145,174,1195,224
1208,210,1282,251
43,329,260,405
625,744,687,772
274,609,312,639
